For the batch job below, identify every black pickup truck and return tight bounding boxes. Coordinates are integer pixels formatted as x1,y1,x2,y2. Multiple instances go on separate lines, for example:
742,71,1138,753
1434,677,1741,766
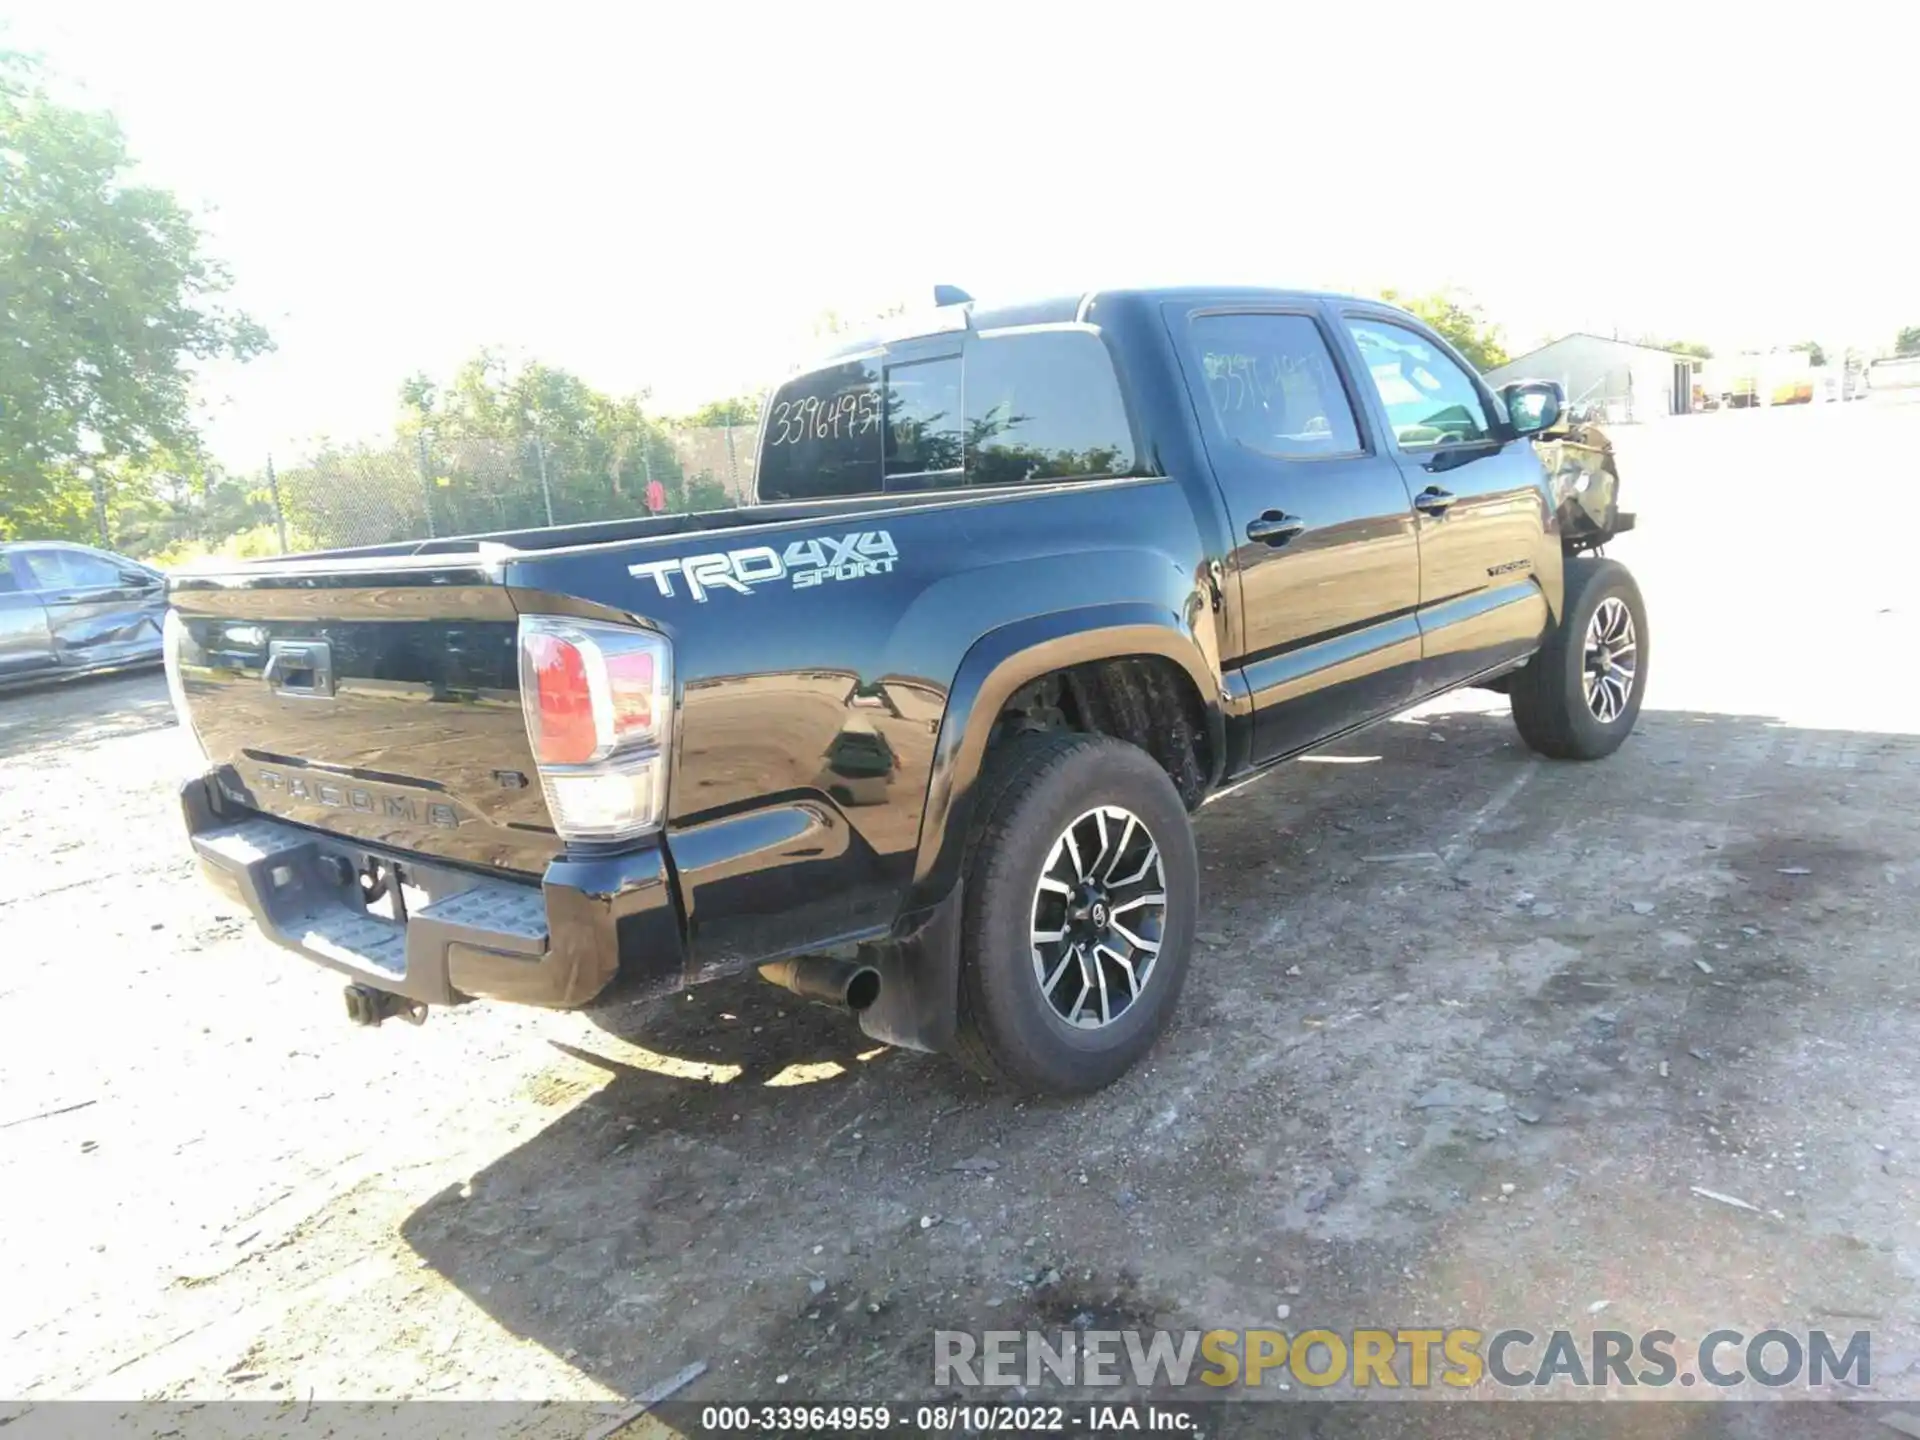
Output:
166,286,1642,1093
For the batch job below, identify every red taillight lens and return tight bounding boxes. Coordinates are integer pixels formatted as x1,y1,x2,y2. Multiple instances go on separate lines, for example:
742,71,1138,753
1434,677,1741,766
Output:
517,617,673,842
525,631,598,764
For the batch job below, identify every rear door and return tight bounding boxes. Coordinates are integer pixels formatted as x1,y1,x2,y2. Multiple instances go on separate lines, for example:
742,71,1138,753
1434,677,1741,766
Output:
1337,311,1553,691
0,554,57,682
1170,304,1422,762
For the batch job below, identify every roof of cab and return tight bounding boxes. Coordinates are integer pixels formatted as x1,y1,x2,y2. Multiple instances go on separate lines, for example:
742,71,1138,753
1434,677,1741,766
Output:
813,285,1393,363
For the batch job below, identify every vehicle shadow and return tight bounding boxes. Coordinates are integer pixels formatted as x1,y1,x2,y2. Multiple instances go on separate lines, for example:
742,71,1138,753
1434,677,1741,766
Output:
401,966,990,1393
0,668,173,761
398,702,1920,1404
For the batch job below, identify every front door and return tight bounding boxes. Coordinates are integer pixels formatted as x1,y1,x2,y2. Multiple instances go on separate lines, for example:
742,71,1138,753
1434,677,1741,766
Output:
0,554,57,682
1337,312,1553,693
16,547,164,668
1171,305,1422,763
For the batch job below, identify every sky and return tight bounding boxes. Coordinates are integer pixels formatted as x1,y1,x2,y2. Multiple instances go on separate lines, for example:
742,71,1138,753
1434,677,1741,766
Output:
5,0,1912,467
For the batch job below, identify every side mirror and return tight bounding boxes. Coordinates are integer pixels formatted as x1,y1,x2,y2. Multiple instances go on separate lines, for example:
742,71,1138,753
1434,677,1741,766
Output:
1502,380,1565,437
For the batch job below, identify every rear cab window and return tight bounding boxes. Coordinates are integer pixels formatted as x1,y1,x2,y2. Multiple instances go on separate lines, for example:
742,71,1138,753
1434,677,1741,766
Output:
755,358,885,502
755,326,1142,502
884,356,963,484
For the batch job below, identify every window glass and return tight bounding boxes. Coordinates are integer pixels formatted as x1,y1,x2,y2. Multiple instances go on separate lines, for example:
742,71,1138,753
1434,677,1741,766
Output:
62,551,124,587
20,550,78,590
1345,319,1492,446
755,359,884,502
884,357,962,479
1189,314,1362,458
964,330,1136,487
0,558,18,594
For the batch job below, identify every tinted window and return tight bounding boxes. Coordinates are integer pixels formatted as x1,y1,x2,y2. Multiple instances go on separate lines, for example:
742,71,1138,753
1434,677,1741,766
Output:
965,330,1136,487
884,357,962,479
0,558,18,594
1346,318,1492,447
755,359,883,502
1189,313,1362,458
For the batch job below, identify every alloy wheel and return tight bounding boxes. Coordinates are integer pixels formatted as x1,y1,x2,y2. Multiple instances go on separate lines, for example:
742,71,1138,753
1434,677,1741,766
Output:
1028,806,1167,1029
1583,595,1638,722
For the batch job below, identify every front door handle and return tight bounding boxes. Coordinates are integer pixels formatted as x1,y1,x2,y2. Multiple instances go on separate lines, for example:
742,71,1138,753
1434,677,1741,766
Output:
1413,486,1456,516
1246,511,1306,546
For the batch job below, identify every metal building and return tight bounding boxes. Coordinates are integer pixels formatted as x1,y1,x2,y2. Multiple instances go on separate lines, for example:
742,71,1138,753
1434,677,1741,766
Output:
1484,334,1698,422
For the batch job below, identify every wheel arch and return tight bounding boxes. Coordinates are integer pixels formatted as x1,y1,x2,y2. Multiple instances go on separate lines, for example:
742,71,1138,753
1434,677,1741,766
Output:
905,603,1223,916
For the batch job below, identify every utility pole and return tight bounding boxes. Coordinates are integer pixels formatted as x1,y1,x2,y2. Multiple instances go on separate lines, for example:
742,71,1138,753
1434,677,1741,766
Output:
417,430,437,538
266,455,289,553
533,432,555,527
88,467,108,547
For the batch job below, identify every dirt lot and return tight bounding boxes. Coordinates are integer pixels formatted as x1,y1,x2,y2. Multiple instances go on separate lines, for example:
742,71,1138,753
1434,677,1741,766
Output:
2,403,1917,1428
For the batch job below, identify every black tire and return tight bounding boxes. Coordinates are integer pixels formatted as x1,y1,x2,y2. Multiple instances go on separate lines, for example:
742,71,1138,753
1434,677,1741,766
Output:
953,732,1198,1094
1510,556,1648,760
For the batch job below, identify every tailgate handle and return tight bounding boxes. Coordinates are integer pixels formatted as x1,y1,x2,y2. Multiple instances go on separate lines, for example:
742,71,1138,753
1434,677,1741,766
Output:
264,640,335,698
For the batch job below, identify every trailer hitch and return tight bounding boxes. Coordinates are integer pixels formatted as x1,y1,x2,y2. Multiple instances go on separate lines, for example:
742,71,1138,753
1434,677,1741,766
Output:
343,984,427,1028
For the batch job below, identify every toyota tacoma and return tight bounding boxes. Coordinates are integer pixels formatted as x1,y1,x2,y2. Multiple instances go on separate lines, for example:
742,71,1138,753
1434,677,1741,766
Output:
165,287,1642,1093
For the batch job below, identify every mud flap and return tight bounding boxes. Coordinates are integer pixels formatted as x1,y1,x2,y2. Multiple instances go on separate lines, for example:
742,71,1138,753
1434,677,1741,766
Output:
855,881,963,1054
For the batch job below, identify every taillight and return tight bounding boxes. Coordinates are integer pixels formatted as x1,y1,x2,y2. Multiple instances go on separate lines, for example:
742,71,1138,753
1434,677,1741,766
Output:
517,617,672,842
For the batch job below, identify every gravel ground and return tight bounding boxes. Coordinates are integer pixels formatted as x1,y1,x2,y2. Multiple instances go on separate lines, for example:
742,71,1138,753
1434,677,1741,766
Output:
1,403,1916,1433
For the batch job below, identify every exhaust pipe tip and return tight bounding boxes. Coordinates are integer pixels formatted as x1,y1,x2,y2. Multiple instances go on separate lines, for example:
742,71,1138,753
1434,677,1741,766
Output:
759,956,881,1012
844,965,881,1012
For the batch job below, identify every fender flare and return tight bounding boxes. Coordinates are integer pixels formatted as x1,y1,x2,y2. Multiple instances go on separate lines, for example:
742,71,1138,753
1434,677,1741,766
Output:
904,602,1225,915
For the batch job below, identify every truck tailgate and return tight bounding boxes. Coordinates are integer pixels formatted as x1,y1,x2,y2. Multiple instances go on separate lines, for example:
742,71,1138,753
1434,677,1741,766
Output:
168,562,559,876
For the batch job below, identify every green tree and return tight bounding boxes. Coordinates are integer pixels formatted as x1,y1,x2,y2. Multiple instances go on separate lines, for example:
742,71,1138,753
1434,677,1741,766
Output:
1379,288,1510,372
0,52,270,542
1791,340,1828,367
683,471,730,511
1895,327,1920,358
397,351,691,535
682,395,763,429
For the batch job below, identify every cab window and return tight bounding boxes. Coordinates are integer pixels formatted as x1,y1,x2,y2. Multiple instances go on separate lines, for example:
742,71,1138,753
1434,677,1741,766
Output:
1345,318,1492,448
965,330,1137,487
1188,313,1363,458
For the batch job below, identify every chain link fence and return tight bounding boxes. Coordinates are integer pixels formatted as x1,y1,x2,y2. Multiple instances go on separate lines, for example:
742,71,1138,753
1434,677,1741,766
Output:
267,421,759,553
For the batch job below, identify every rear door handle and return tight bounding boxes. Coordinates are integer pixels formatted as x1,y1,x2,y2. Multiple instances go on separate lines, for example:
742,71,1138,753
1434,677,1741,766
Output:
1413,486,1456,515
1246,512,1306,546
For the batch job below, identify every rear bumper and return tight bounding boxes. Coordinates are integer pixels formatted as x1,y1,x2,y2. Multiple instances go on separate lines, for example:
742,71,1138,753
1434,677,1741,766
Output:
181,776,683,1009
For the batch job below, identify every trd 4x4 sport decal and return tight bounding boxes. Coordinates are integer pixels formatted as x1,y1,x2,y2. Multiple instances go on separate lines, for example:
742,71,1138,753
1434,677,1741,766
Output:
628,530,898,602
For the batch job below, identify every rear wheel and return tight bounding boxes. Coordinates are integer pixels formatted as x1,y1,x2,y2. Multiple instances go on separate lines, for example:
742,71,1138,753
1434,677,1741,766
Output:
1510,556,1648,760
954,732,1198,1093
